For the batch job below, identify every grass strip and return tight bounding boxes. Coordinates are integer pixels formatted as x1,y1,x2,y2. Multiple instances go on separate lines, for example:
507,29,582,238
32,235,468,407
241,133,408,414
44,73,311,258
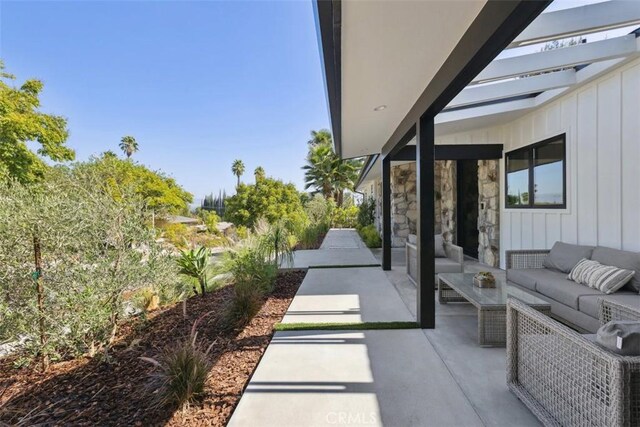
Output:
274,321,419,331
307,264,380,269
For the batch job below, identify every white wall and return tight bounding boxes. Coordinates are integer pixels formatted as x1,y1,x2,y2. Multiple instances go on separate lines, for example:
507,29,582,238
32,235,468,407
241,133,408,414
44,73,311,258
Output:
438,58,640,268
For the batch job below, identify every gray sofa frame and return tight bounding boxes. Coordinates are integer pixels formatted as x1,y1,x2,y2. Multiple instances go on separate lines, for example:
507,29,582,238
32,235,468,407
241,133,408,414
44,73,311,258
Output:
506,249,622,333
406,239,464,285
507,297,640,426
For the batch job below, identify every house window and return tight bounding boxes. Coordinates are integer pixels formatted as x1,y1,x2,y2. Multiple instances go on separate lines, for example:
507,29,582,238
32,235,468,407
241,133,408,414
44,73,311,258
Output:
505,134,566,209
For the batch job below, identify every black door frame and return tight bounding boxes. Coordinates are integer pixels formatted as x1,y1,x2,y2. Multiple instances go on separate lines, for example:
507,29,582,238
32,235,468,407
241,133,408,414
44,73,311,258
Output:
456,160,480,259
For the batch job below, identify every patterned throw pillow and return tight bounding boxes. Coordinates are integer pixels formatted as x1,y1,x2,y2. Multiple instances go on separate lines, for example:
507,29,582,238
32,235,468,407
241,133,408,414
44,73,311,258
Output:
568,258,636,294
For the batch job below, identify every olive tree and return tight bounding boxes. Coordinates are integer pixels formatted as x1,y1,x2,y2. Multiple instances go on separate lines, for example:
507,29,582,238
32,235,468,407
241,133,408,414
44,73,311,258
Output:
0,166,179,367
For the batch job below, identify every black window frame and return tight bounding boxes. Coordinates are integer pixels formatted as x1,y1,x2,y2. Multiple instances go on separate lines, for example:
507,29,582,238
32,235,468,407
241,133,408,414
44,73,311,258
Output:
505,133,566,209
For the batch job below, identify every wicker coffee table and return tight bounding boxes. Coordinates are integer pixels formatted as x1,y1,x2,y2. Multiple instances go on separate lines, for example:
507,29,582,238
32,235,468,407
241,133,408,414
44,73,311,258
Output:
438,273,551,347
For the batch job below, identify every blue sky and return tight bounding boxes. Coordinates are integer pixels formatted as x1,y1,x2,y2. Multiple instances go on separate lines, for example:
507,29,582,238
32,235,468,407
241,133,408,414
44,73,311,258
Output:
0,0,329,202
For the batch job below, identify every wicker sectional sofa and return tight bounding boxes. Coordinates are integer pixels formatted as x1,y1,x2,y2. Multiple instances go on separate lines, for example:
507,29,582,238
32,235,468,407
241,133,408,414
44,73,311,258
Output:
507,297,640,427
506,243,640,333
406,234,464,285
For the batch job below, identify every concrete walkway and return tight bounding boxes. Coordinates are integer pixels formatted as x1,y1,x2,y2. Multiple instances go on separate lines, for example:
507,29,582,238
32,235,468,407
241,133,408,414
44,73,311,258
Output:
284,229,379,269
282,267,413,324
319,228,367,249
230,230,539,426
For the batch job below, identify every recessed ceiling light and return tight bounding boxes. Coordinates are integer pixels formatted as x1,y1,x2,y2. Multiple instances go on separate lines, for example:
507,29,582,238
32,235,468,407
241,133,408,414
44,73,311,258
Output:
373,105,387,111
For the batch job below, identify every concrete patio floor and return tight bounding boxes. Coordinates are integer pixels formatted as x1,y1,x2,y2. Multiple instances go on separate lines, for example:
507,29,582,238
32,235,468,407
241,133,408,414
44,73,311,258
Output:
281,267,413,324
230,230,539,426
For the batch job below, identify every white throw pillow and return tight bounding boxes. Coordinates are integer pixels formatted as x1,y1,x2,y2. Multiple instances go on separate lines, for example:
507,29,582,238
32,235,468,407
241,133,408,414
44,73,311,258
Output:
568,258,635,294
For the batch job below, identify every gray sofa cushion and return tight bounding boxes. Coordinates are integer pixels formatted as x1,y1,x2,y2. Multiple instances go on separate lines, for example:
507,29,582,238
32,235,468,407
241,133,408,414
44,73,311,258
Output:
578,293,640,319
543,241,595,273
435,258,463,274
596,321,640,356
434,234,446,258
506,269,539,291
536,277,603,310
591,246,640,293
508,267,575,293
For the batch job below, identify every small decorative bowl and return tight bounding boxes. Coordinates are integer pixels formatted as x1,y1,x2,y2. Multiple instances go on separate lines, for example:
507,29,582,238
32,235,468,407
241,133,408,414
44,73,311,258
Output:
473,272,496,288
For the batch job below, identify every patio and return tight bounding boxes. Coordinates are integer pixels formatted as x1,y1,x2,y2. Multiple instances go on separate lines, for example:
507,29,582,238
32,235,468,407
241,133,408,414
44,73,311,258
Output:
229,230,540,426
232,1,640,424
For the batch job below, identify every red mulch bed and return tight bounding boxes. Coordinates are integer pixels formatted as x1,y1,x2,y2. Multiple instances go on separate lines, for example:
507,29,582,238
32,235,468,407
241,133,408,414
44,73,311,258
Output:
0,270,306,426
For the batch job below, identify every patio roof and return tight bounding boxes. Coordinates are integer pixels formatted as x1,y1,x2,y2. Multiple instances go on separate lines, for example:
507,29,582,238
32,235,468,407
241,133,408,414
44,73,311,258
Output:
317,0,640,159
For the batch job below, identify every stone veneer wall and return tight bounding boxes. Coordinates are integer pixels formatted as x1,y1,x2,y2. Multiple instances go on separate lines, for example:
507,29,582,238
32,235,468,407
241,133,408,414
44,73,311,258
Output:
370,159,499,266
374,180,383,234
477,160,500,267
435,160,456,243
384,161,456,247
391,164,417,247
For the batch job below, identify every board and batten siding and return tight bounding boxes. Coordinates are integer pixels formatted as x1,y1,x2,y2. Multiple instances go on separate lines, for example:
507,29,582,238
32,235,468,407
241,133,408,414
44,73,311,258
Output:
501,59,640,268
436,58,640,269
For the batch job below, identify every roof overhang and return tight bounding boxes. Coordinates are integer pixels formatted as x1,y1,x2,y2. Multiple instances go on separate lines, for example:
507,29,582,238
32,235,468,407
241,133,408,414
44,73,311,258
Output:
315,0,551,159
316,1,640,160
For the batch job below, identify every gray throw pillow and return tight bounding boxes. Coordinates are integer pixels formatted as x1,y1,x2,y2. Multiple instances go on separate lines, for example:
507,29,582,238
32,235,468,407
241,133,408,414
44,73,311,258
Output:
596,321,640,356
543,241,595,273
434,234,446,258
591,246,640,293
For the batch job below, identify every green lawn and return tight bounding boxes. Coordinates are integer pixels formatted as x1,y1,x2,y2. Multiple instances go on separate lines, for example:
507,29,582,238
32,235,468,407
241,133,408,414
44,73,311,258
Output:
274,321,419,331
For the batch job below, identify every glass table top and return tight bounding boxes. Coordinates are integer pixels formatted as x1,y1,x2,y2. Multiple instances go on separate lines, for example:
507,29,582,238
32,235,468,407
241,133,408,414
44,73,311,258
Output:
438,273,550,308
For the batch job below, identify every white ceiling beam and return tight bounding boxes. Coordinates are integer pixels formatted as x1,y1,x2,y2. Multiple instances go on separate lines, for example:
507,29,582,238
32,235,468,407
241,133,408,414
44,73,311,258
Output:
447,69,575,109
530,56,636,109
474,34,638,83
438,54,638,127
509,1,640,48
436,98,534,124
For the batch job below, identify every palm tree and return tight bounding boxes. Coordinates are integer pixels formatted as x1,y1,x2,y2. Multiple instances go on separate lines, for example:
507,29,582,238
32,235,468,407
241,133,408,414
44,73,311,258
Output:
308,129,333,147
302,130,362,206
231,159,245,187
254,166,265,182
119,136,139,159
303,142,336,200
333,158,363,206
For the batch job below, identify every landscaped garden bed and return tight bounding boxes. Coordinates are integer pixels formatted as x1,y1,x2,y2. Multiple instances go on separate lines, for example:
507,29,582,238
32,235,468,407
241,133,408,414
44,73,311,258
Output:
0,270,306,426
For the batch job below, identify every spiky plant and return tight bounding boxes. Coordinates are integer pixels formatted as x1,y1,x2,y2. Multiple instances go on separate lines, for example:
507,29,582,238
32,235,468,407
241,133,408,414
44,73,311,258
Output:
140,315,214,409
177,247,210,296
256,220,294,268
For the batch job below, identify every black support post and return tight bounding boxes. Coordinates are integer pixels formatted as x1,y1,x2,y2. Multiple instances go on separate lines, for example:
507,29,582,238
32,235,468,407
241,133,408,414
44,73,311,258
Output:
416,114,435,328
382,155,392,271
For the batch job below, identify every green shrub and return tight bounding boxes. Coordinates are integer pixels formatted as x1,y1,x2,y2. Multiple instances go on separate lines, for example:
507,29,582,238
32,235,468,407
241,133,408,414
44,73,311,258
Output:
332,205,359,228
0,167,180,362
190,232,229,249
195,209,219,233
236,225,249,240
358,224,382,248
220,244,277,294
140,321,212,410
162,223,192,248
225,280,264,328
296,223,329,249
357,197,376,228
304,194,333,227
224,177,306,229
